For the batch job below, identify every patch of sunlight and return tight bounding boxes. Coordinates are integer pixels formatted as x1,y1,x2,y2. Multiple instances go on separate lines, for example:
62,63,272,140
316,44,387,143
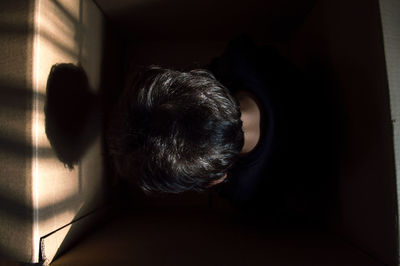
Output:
32,0,104,263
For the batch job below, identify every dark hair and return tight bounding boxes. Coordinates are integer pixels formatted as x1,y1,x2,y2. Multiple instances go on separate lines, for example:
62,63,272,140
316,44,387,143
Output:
108,66,244,193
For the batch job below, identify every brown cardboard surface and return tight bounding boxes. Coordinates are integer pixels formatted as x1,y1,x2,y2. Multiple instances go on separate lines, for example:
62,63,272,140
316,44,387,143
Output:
32,0,106,263
94,0,316,42
0,0,35,262
95,0,319,210
289,0,397,264
379,0,400,264
0,0,106,263
53,208,383,266
43,0,398,265
93,1,398,265
40,206,110,265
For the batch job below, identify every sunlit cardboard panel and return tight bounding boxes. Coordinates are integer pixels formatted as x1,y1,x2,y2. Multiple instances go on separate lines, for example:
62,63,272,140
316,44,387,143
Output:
33,0,104,244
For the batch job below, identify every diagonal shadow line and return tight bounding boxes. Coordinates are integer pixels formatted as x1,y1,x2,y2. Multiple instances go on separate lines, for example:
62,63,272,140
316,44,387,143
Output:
38,30,80,59
0,188,98,224
0,136,54,158
0,23,79,59
1,0,80,34
51,0,86,54
0,84,45,111
51,0,80,28
0,79,45,98
0,192,32,221
40,19,127,263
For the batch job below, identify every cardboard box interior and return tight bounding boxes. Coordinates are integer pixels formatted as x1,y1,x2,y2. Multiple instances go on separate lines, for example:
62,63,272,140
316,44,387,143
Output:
53,0,398,265
0,0,398,265
0,0,108,264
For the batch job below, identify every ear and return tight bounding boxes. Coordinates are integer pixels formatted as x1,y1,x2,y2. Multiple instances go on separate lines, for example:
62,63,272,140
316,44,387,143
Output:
208,174,228,187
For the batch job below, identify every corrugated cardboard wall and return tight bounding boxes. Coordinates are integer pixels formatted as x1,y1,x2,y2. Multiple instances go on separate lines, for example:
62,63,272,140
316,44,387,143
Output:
0,0,106,263
0,1,35,262
289,0,397,264
379,0,400,265
33,0,105,263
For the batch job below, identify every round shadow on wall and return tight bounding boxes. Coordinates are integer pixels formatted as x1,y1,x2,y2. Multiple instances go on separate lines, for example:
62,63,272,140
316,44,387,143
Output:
44,63,102,169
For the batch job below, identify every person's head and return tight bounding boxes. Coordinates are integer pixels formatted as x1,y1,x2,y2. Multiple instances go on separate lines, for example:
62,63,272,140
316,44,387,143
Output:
108,66,244,193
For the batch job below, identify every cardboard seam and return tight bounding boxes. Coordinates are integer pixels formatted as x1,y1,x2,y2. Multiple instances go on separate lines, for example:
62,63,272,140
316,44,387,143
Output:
32,0,41,262
39,206,108,264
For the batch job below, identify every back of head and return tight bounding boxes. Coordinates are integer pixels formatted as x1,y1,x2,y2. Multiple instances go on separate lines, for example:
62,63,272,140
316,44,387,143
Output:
108,66,244,193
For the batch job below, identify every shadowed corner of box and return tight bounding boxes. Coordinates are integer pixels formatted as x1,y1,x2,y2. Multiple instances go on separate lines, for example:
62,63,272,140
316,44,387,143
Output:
38,205,112,265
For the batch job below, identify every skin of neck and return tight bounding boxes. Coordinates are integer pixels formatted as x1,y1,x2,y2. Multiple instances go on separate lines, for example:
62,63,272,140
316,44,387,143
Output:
236,91,261,155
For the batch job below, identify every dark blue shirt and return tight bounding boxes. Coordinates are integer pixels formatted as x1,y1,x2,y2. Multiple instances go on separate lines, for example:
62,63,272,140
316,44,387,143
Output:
207,36,320,220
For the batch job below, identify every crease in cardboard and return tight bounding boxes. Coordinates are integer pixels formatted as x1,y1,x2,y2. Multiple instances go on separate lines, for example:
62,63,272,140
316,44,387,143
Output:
32,0,41,263
39,207,108,265
378,0,400,264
